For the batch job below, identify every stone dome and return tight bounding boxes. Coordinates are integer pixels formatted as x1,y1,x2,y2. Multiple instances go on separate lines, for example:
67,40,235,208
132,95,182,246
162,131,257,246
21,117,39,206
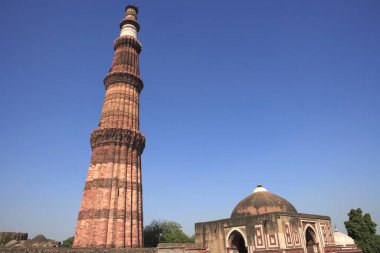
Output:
231,185,297,218
334,231,356,247
32,234,48,242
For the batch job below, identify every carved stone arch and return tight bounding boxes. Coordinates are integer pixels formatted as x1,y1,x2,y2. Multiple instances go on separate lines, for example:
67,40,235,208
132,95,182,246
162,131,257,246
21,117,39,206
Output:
304,225,320,253
226,228,248,247
304,225,318,241
226,229,248,253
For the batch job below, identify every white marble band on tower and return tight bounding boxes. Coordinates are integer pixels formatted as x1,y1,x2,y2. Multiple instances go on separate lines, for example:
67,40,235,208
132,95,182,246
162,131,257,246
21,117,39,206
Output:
120,24,137,38
120,5,139,39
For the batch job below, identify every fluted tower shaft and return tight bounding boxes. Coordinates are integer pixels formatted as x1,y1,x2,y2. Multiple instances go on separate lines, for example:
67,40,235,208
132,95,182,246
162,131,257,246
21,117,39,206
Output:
73,5,145,248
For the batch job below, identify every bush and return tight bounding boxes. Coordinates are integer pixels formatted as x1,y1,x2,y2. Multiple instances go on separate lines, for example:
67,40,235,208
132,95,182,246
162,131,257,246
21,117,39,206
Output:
144,220,194,247
60,236,74,248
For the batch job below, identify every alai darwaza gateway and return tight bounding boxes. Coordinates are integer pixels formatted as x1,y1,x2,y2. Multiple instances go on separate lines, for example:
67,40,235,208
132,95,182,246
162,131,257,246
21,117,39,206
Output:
194,185,361,253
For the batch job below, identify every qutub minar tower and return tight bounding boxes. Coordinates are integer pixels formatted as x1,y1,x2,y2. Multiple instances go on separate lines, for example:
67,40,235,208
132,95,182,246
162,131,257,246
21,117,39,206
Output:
74,5,145,248
69,4,363,253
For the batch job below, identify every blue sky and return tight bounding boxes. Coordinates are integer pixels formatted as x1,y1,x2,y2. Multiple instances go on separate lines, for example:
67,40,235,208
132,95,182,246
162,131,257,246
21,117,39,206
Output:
0,1,379,241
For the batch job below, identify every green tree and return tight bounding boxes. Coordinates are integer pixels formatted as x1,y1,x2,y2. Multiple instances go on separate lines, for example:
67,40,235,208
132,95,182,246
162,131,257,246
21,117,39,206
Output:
60,236,74,248
143,220,194,247
344,208,380,253
376,235,380,246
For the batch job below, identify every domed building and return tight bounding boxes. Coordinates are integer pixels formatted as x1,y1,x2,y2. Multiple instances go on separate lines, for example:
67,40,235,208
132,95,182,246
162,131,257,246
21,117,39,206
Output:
194,185,361,253
231,185,298,218
333,230,361,252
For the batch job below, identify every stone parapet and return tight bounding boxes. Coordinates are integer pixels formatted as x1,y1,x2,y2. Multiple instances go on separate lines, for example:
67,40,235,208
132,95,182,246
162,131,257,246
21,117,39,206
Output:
103,72,143,93
114,36,142,53
90,128,145,154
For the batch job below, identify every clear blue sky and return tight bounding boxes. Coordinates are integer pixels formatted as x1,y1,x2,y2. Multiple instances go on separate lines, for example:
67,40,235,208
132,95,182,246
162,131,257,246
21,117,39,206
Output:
0,1,379,241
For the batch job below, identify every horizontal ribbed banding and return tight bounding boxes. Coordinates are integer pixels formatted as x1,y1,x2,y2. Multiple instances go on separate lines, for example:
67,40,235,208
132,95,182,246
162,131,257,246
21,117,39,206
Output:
104,72,143,93
78,209,140,220
90,128,145,154
120,19,140,32
114,36,142,53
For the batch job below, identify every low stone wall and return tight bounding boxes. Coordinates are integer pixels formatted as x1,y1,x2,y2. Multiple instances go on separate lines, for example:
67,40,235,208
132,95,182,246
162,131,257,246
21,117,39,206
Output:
0,248,157,253
0,244,207,253
0,233,28,244
157,243,207,253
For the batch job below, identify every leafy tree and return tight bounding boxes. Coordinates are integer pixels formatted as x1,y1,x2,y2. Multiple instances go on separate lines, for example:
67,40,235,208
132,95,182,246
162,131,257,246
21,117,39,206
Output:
60,236,74,248
344,208,380,253
144,220,194,247
376,235,380,246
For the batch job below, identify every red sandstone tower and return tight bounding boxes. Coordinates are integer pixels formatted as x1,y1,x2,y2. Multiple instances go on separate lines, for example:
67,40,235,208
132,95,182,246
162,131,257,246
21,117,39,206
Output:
73,5,145,248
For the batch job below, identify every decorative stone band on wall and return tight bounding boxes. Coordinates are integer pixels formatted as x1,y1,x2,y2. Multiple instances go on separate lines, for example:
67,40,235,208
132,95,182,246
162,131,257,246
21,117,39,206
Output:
78,209,140,220
104,72,143,92
90,128,145,153
119,19,140,32
105,93,139,103
84,178,141,190
101,111,139,121
114,36,142,53
90,150,139,165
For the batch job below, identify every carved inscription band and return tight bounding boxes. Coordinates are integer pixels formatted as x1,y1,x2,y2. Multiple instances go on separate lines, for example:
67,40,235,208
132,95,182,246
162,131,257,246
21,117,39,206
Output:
101,110,139,121
104,72,143,92
105,93,138,103
90,151,138,164
78,209,140,220
90,128,145,153
84,178,141,191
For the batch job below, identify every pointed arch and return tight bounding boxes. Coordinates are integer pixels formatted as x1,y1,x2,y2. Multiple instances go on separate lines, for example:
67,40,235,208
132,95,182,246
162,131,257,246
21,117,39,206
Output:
227,230,248,253
304,225,319,253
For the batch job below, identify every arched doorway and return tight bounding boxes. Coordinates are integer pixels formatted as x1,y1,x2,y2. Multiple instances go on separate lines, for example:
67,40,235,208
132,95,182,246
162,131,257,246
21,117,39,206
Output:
228,231,247,253
305,226,319,253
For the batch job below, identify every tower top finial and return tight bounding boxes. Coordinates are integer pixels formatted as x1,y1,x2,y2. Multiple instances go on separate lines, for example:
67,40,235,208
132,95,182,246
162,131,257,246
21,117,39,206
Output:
125,4,138,14
120,4,140,38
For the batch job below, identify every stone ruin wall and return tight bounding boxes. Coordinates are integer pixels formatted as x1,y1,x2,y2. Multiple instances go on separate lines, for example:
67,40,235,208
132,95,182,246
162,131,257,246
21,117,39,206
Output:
0,232,28,243
0,248,156,253
0,243,208,253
